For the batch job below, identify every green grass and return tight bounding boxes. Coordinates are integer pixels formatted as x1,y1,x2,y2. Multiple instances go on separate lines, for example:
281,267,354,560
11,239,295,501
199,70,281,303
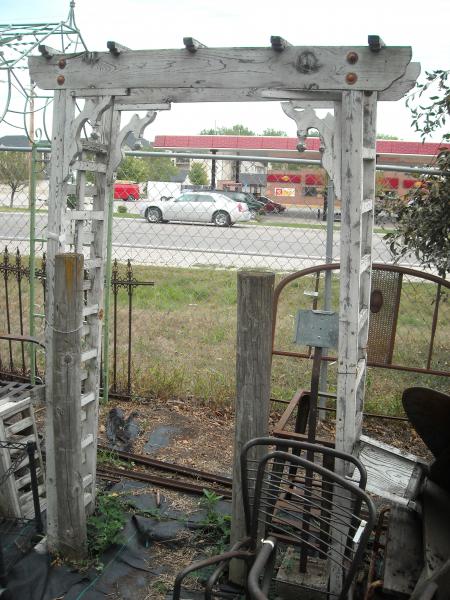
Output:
112,211,141,219
2,252,447,417
0,206,48,213
109,264,449,416
0,205,393,233
255,220,394,234
0,206,142,219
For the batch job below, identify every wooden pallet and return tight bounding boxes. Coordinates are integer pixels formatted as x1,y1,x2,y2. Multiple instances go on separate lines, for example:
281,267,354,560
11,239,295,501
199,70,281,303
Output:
0,395,45,519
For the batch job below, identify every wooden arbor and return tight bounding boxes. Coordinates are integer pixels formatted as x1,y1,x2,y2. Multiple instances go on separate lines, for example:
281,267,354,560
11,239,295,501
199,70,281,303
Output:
28,39,419,554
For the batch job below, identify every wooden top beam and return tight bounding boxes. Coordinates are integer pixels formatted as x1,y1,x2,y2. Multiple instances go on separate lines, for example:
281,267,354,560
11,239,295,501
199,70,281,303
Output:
107,62,419,106
29,46,414,98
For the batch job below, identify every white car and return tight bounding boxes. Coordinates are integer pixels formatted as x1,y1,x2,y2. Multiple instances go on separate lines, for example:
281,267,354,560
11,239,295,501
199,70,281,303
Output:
139,191,251,226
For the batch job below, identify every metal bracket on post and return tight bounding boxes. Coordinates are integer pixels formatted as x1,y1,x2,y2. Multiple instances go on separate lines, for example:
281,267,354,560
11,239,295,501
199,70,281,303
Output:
294,310,339,443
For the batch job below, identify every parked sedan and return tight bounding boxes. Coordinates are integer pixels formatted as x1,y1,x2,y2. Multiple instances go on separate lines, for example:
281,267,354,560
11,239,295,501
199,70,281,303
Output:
257,196,286,213
220,191,266,219
139,191,251,226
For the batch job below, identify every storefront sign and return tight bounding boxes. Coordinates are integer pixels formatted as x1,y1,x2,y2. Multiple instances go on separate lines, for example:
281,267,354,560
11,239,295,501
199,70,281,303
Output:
274,187,295,197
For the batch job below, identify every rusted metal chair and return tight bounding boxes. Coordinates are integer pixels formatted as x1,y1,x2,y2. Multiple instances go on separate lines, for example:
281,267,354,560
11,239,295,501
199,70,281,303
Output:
172,437,376,600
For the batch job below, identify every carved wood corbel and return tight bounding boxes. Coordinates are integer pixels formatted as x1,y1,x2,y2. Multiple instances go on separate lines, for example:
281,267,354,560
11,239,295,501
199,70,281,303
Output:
110,110,157,173
281,101,341,198
65,95,113,178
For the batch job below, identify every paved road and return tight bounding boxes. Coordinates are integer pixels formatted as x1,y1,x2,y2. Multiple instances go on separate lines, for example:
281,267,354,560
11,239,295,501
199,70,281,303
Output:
0,211,417,271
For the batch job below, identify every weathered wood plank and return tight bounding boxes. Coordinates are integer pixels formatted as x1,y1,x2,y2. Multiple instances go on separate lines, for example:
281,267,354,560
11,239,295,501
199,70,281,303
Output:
230,271,275,584
114,102,171,111
105,71,418,104
336,90,364,456
356,93,377,442
45,90,76,545
82,106,121,514
378,62,421,101
359,437,419,498
47,253,87,559
29,46,412,92
0,419,22,517
119,87,343,104
383,505,423,597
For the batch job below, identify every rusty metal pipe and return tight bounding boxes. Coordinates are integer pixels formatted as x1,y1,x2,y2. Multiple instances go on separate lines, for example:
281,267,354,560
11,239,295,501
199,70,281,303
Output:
97,444,232,487
97,465,232,499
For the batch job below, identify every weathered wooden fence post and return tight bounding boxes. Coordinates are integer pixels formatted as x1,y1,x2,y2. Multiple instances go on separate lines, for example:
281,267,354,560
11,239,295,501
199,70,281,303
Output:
230,270,275,583
46,252,87,558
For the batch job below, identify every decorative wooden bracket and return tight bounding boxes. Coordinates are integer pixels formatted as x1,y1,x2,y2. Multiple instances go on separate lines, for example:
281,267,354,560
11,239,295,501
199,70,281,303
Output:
110,110,157,173
65,95,113,178
281,101,341,197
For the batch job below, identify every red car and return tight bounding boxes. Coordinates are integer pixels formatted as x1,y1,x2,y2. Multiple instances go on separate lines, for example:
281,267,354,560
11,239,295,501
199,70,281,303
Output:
114,181,140,201
257,196,286,213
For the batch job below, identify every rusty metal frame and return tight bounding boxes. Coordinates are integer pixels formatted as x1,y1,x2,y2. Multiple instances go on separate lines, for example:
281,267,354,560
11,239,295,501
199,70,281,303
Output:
272,262,450,378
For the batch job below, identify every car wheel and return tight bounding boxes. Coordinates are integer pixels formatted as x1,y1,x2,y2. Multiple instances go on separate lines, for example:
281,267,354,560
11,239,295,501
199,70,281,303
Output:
213,211,231,227
146,207,162,223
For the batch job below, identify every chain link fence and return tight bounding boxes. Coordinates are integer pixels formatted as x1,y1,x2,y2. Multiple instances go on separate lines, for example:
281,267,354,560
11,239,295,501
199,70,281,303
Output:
0,147,424,270
0,146,448,411
0,148,49,257
111,151,422,271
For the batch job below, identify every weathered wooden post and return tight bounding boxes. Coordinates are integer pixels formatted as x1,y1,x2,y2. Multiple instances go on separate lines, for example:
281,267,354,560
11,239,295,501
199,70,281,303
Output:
46,252,87,559
230,270,275,583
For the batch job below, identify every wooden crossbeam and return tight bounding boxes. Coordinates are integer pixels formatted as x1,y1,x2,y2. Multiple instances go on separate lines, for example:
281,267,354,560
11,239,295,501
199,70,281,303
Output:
368,35,386,53
77,62,419,105
183,37,207,52
38,45,61,59
29,46,412,93
270,36,292,52
107,41,130,56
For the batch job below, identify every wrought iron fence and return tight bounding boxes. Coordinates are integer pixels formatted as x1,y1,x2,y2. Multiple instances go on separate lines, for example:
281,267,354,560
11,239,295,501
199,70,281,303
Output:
0,249,154,397
106,259,154,398
0,248,45,380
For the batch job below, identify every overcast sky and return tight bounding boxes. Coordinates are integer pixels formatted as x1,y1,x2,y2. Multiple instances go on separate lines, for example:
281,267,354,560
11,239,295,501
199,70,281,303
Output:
1,0,449,142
